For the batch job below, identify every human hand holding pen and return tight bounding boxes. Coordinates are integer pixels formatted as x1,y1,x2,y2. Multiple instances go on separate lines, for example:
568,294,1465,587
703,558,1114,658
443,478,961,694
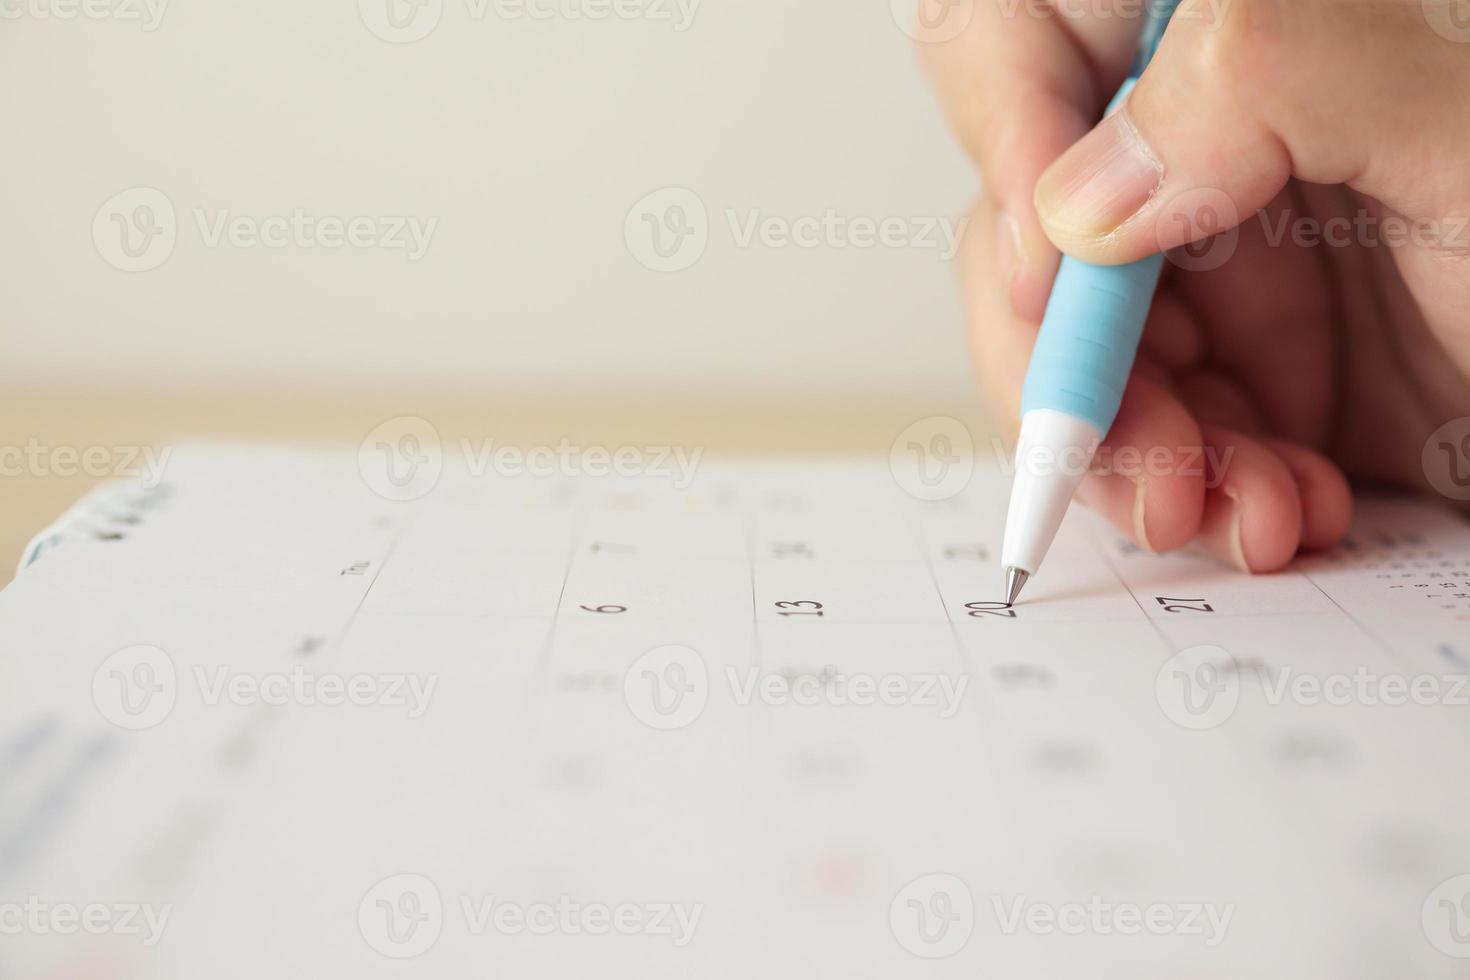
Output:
921,0,1470,573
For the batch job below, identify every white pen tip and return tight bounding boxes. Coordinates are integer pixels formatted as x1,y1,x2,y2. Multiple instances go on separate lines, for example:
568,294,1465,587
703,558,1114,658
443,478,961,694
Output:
1004,567,1029,607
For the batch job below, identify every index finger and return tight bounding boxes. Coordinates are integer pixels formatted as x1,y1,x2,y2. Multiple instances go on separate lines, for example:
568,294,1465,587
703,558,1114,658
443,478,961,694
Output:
918,0,1146,317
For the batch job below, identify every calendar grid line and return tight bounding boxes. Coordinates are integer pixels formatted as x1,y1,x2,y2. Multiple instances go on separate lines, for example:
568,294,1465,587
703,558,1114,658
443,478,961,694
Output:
501,495,591,760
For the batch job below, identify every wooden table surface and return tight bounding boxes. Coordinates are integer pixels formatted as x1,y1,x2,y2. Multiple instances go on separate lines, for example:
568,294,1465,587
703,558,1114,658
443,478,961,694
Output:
0,386,995,584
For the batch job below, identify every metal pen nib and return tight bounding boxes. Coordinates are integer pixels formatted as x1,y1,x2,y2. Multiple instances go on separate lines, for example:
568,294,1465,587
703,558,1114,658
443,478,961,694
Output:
1004,567,1029,607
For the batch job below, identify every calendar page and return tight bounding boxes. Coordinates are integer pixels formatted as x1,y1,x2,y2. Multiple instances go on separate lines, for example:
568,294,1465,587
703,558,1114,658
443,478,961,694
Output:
1,444,1469,979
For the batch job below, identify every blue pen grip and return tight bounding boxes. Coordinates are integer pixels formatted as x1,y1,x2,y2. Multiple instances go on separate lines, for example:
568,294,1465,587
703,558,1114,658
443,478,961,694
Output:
1018,74,1164,436
1019,252,1165,435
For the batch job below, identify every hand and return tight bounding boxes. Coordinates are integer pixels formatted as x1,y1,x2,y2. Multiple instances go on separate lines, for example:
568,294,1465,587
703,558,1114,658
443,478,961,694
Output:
921,0,1470,571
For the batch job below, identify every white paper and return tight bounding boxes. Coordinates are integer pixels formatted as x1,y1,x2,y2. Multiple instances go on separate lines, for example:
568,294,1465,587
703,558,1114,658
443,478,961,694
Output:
1,445,1468,978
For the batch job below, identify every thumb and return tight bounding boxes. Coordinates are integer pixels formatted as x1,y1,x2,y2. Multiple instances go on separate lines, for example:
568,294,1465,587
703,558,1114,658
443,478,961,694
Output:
1031,0,1468,264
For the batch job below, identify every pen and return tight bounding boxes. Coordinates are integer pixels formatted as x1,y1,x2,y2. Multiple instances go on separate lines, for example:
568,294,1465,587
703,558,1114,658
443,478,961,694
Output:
1001,0,1184,606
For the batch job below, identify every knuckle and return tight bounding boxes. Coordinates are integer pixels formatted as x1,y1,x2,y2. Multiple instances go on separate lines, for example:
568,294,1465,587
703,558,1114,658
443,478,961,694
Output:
1172,0,1287,85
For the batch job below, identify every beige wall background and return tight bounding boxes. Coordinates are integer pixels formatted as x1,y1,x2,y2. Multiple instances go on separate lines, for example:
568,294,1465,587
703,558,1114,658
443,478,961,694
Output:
0,0,980,399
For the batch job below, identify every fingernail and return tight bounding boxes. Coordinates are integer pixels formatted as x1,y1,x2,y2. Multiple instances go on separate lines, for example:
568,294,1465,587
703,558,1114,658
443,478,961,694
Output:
1131,478,1155,553
996,209,1024,277
995,209,1026,309
1224,488,1250,572
1035,109,1163,243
